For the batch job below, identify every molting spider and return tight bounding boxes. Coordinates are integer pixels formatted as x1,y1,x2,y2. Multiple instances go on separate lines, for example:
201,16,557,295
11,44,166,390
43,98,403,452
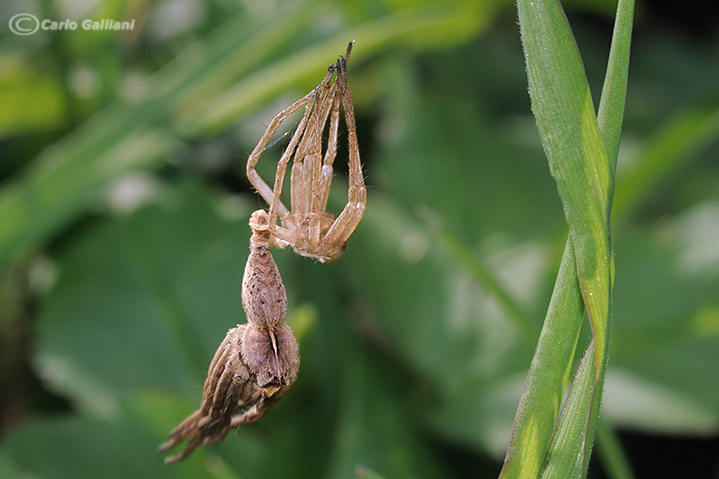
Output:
159,210,299,464
246,41,366,263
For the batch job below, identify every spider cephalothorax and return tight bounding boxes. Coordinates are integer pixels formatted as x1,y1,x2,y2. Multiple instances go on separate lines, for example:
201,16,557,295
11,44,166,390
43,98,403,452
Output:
246,41,366,263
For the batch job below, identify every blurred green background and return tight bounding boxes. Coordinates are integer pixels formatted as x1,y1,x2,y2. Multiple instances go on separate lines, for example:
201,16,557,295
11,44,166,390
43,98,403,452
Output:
0,0,717,478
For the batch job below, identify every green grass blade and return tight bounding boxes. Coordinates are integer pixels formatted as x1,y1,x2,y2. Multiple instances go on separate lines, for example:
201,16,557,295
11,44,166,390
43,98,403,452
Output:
418,207,538,338
516,0,612,385
539,344,596,479
543,1,634,476
501,0,634,476
177,2,493,137
499,239,584,478
520,0,613,370
597,0,635,175
595,416,635,479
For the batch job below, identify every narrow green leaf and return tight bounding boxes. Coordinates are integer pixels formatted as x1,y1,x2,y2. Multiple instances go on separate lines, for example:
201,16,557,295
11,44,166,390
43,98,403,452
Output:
419,207,538,338
540,344,596,479
177,2,493,137
516,0,612,376
538,0,635,475
595,415,635,479
540,0,635,473
502,0,634,476
499,239,584,478
597,0,635,174
588,1,635,476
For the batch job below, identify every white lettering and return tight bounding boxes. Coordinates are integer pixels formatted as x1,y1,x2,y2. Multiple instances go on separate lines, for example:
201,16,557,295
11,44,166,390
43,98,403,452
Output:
40,19,77,30
80,18,135,31
40,18,77,31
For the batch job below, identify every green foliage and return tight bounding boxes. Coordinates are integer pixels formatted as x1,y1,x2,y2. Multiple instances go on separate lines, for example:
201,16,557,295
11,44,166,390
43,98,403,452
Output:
1,0,717,478
500,0,632,476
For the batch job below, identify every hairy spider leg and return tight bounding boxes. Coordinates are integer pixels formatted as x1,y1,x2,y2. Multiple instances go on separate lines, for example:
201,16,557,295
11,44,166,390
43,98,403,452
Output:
257,66,337,226
266,96,313,228
160,329,234,448
246,95,312,220
291,74,335,215
159,327,253,464
323,54,366,246
209,353,244,423
266,66,338,248
315,90,341,214
229,388,287,427
290,76,339,246
163,435,204,464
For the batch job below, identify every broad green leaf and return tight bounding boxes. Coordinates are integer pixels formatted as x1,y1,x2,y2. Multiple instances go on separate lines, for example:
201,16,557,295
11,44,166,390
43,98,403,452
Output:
1,392,264,479
34,181,250,414
606,213,719,432
322,332,447,479
0,58,65,135
375,54,564,244
336,191,554,459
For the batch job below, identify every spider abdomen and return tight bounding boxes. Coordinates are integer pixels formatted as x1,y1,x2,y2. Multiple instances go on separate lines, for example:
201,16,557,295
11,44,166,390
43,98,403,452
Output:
241,243,288,327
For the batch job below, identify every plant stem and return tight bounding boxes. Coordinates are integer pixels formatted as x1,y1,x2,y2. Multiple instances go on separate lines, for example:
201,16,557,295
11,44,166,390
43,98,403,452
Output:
596,418,635,479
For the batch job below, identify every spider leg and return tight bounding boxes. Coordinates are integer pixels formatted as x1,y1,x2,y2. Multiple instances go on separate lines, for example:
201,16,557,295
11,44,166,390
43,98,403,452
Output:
200,328,236,409
158,409,203,453
159,326,251,462
162,435,205,465
344,40,354,63
228,387,287,428
207,354,245,425
267,96,313,232
323,55,366,246
266,224,308,252
295,79,338,246
246,95,311,219
205,328,234,378
268,65,338,231
314,87,340,214
286,66,337,246
160,329,235,448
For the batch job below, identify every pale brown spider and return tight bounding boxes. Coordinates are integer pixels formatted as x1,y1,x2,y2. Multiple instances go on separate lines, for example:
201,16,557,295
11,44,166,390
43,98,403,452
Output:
246,41,366,263
159,210,299,464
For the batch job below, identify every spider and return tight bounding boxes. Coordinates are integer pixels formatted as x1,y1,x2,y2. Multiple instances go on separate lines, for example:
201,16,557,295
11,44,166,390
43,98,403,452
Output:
159,210,299,464
246,41,366,263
